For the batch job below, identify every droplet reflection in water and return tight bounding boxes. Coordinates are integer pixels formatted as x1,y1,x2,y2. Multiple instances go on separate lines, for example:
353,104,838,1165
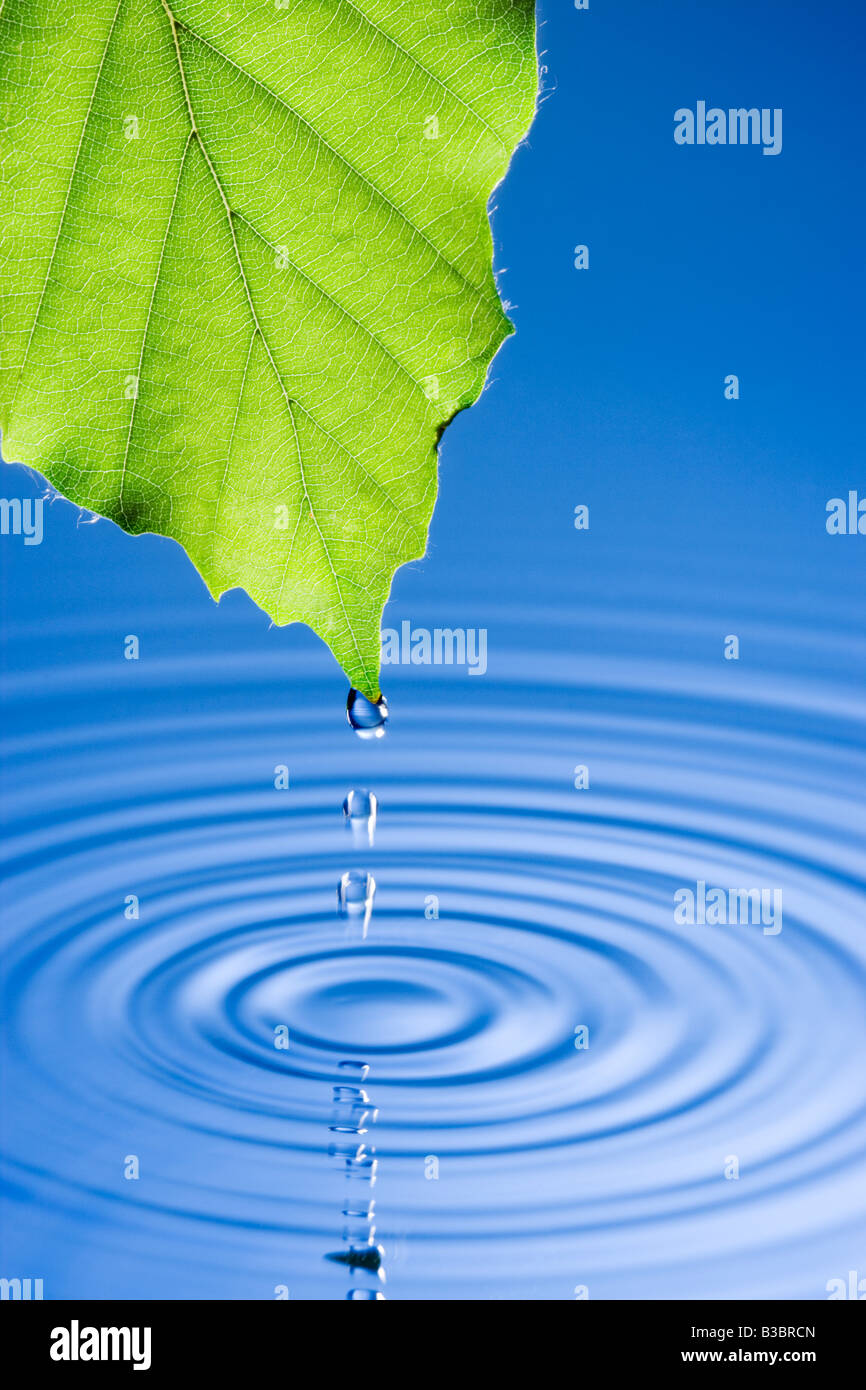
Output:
341,1217,375,1243
328,1139,365,1161
342,788,378,846
325,1244,385,1272
343,1200,375,1220
346,688,389,739
344,1151,377,1184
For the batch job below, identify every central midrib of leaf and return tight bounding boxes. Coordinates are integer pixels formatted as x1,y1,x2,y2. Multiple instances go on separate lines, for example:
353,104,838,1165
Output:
156,0,369,679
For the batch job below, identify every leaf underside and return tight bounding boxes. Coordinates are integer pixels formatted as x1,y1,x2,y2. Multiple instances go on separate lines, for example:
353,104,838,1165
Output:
0,0,537,697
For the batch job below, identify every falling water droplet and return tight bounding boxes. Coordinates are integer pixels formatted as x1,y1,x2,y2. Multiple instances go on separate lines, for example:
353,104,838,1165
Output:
342,787,378,846
343,1199,375,1218
335,1093,377,1117
329,1110,371,1136
337,869,375,938
344,1150,378,1184
331,1092,377,1132
328,1139,366,1162
337,1060,370,1082
346,688,389,739
333,1085,369,1103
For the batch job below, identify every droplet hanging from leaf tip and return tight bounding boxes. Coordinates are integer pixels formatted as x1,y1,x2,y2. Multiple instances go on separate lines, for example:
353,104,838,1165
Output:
346,688,389,739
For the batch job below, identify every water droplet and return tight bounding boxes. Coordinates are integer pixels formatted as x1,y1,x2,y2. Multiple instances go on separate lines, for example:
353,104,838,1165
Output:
337,1060,370,1082
329,1111,370,1135
328,1139,366,1162
330,1095,377,1132
342,787,378,846
346,1289,385,1300
333,1085,369,1103
342,1199,375,1220
337,869,375,936
333,1088,375,1113
344,1150,378,1183
346,688,389,739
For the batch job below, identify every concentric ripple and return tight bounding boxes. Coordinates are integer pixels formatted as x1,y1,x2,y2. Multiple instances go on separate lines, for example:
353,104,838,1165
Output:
2,598,866,1300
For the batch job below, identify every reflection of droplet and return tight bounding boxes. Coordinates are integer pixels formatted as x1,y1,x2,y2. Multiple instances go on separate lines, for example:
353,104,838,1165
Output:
328,1139,365,1162
342,788,378,846
336,1092,371,1109
344,1150,378,1184
325,1244,385,1272
342,1219,376,1244
333,1085,369,1103
346,688,389,739
332,1089,377,1124
331,1097,377,1128
346,1289,385,1300
329,1110,371,1135
342,1199,375,1220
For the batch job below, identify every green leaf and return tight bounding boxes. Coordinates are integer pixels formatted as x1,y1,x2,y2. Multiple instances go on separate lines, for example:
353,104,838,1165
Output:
1,0,536,698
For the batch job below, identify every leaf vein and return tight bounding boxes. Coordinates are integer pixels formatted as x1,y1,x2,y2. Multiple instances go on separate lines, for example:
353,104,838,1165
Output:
118,129,194,519
160,0,368,684
7,0,125,421
339,0,508,150
172,15,491,302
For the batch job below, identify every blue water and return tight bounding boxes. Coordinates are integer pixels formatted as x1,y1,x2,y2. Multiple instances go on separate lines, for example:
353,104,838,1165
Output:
2,564,865,1299
2,0,865,1300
